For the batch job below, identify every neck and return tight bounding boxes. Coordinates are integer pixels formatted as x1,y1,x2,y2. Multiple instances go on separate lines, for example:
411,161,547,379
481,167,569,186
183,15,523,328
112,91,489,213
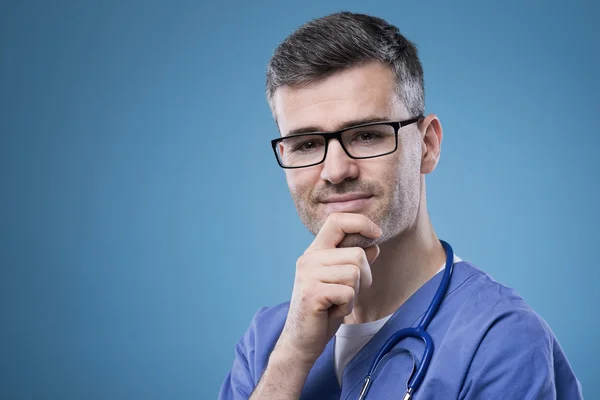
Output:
343,181,446,324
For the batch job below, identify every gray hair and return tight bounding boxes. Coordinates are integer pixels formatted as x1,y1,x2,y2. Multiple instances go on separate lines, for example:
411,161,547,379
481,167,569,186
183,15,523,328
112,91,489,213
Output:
266,11,425,118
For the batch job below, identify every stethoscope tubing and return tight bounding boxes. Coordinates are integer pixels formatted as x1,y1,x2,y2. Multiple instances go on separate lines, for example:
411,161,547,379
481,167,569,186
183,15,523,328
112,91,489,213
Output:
358,240,454,399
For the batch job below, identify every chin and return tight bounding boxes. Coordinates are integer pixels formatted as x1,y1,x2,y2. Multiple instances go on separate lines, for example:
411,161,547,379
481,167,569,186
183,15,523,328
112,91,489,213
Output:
336,233,380,249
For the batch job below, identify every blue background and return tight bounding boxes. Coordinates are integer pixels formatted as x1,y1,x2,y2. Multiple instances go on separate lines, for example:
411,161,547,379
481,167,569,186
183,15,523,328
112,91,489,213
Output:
1,1,598,398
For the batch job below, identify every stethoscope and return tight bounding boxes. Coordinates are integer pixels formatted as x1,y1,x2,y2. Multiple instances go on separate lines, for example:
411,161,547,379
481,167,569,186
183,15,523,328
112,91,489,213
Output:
357,239,454,400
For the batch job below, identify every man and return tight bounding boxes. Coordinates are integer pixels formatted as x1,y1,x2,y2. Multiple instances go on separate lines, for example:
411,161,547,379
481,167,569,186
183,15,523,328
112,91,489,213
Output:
219,11,582,399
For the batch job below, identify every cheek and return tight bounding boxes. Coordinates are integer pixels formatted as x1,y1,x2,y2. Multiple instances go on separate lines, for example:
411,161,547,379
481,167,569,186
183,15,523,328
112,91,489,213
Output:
370,155,403,183
396,137,422,175
285,169,318,198
376,146,420,194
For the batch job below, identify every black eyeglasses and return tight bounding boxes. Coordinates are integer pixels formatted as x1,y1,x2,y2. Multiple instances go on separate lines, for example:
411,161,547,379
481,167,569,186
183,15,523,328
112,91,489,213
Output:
271,116,422,169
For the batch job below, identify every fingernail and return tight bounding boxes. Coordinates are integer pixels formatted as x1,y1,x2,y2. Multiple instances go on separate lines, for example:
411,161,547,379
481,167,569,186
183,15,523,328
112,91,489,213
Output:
374,224,383,236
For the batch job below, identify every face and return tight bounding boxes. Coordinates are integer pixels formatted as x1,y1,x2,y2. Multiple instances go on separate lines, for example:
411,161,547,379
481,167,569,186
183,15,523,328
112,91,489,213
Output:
272,62,434,248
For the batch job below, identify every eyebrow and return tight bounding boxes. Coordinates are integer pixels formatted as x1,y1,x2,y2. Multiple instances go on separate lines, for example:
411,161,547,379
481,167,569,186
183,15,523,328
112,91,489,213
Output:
284,116,391,137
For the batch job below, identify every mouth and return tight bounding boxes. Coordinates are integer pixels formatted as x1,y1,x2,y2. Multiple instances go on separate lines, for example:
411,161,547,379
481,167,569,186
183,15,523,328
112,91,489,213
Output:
320,194,373,213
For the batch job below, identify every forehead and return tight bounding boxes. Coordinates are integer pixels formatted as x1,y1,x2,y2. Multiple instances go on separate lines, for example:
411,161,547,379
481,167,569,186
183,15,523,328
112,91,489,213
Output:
273,62,407,135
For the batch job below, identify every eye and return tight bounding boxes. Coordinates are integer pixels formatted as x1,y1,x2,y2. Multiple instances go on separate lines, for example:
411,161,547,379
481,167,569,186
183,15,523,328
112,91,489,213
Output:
289,138,324,153
359,132,376,141
353,131,383,142
298,141,318,150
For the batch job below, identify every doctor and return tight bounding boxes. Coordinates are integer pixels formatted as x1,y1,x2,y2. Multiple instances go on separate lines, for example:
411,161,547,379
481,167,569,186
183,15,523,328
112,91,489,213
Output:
219,11,582,399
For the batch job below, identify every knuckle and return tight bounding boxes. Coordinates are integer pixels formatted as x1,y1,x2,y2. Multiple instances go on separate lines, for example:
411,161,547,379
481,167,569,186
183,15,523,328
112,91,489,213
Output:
296,255,309,270
352,247,366,260
343,286,356,302
342,301,354,314
348,265,360,282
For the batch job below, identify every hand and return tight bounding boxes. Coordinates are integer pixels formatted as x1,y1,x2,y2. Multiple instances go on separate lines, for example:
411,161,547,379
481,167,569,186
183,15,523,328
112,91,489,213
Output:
274,212,382,367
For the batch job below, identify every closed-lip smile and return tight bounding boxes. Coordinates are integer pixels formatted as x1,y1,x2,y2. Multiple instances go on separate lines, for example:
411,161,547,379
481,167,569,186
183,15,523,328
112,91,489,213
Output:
320,194,374,213
321,193,373,203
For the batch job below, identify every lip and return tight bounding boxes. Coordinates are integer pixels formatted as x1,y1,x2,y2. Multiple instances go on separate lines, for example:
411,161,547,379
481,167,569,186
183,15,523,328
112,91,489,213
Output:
321,193,373,203
320,194,373,213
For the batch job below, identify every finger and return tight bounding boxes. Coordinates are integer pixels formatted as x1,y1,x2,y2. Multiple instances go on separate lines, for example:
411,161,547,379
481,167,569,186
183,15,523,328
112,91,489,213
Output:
329,303,352,319
312,264,361,288
299,247,373,288
316,282,355,316
307,213,382,252
303,247,369,266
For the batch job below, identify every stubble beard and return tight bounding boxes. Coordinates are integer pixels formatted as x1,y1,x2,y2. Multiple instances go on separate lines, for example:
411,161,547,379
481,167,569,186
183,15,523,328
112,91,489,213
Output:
292,177,420,250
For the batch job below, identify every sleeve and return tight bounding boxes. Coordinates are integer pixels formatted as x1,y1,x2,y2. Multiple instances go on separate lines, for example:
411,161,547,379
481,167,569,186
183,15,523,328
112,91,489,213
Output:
459,308,583,400
218,307,267,400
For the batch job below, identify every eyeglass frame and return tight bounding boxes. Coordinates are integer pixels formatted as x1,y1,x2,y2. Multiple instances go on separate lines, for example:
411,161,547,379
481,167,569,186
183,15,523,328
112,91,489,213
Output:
270,116,423,169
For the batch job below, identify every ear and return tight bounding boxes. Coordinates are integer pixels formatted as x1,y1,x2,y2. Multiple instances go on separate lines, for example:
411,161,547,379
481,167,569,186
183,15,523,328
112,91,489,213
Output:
419,114,443,174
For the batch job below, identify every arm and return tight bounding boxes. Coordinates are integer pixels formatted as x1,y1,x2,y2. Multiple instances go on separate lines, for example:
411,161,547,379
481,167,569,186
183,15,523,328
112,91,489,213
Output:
459,308,582,400
221,213,382,399
218,317,315,400
218,306,316,400
218,323,258,400
249,346,313,399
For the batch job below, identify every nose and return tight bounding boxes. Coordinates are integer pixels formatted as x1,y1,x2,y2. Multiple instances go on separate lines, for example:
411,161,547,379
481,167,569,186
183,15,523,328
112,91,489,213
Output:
320,139,359,184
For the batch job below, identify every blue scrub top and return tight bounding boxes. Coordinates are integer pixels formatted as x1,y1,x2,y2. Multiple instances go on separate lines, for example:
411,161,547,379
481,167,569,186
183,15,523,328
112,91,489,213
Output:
219,260,583,399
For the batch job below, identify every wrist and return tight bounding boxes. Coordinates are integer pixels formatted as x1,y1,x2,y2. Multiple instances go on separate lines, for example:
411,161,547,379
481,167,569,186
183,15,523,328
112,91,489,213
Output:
250,344,313,399
270,343,317,372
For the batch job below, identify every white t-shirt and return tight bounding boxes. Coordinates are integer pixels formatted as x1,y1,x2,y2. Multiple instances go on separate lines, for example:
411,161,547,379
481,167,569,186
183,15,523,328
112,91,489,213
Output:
334,255,462,384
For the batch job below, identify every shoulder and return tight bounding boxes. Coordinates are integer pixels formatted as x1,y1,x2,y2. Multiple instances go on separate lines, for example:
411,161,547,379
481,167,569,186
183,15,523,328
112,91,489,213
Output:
450,261,582,398
440,260,558,360
450,260,548,324
251,301,291,328
218,302,292,398
236,301,291,378
242,301,291,350
244,301,291,347
450,261,557,350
